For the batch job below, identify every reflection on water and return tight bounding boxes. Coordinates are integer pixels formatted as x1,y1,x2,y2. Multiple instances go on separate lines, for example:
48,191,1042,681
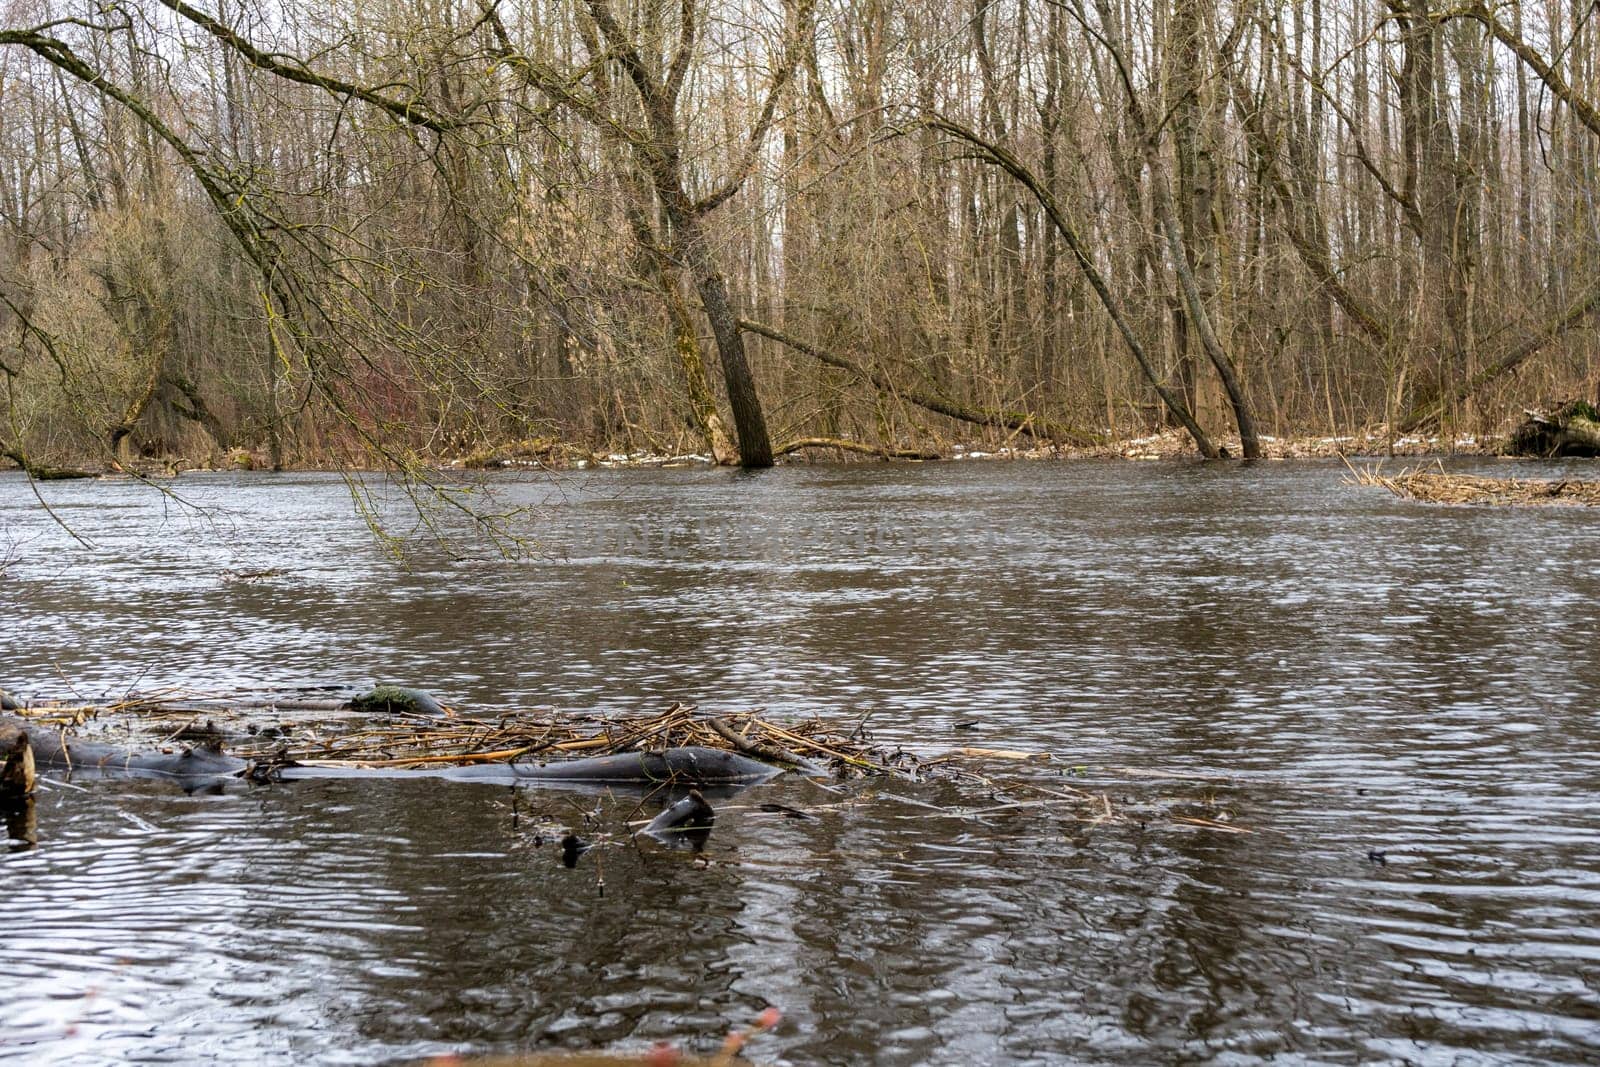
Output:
2,460,1599,1064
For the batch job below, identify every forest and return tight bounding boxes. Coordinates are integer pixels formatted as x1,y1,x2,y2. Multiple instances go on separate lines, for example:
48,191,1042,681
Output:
1,0,1598,470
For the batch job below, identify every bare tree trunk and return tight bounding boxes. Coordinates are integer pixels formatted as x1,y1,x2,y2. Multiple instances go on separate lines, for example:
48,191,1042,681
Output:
676,217,773,467
657,258,739,464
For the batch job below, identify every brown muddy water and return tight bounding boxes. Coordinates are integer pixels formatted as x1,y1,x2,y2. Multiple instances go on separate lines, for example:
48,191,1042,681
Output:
1,459,1598,1065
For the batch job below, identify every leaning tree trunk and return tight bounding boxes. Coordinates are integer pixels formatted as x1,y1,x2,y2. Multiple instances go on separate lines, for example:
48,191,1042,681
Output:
924,116,1220,458
677,218,775,468
646,249,739,464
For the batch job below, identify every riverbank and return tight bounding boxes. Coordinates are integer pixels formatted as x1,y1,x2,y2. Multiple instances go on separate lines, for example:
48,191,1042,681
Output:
0,426,1511,480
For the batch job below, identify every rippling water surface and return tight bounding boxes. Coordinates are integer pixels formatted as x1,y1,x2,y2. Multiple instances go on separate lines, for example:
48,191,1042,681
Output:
2,460,1598,1064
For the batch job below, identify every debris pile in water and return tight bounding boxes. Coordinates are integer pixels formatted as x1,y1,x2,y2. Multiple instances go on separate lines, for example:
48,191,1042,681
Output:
6,695,917,779
248,703,913,778
1349,463,1600,507
6,691,1271,835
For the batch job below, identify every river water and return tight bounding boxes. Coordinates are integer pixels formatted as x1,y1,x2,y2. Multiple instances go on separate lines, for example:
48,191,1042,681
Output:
1,460,1597,1064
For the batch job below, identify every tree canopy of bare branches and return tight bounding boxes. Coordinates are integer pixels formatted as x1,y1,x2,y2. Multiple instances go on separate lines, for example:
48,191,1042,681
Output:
2,0,1598,469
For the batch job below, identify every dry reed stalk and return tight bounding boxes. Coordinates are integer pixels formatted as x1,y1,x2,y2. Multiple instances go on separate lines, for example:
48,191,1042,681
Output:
1348,461,1600,507
1170,816,1254,834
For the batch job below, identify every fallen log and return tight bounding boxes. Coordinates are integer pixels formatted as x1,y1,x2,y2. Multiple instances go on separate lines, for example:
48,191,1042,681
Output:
637,788,716,850
774,436,942,461
276,746,782,787
9,718,244,787
1,446,96,480
1506,401,1600,457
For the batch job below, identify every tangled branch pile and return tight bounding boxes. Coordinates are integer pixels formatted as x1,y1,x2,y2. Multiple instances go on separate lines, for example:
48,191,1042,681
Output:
12,697,913,779
246,703,909,778
1351,466,1600,507
9,694,1270,834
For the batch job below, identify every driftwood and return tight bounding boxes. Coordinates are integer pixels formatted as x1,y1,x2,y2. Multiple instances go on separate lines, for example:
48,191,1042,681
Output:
773,437,942,461
3,704,1273,845
2,715,784,791
707,716,828,775
1350,465,1600,507
1507,401,1600,457
6,699,911,777
459,436,590,470
9,717,248,786
277,747,783,787
637,788,717,850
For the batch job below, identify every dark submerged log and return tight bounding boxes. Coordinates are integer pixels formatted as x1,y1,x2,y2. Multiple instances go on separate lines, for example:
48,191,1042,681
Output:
639,788,716,850
644,789,715,835
280,746,782,787
347,685,448,716
1,722,36,799
11,719,245,787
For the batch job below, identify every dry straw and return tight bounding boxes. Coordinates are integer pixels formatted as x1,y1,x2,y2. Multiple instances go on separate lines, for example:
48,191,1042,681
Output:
1346,459,1600,507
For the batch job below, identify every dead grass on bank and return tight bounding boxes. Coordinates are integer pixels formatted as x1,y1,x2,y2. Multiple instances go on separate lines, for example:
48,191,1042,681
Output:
1347,461,1600,507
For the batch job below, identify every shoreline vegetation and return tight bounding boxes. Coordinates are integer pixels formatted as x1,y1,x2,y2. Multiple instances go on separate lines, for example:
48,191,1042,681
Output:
5,417,1596,511
0,423,1570,479
4,4,1600,486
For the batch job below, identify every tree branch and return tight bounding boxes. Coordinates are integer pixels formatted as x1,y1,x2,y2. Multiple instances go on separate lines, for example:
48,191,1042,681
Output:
156,0,458,133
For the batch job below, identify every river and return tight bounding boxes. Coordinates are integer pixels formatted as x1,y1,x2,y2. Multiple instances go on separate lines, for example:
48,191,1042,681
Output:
2,459,1597,1064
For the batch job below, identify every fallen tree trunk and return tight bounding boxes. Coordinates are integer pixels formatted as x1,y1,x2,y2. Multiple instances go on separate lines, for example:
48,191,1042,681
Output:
1,447,96,480
10,718,246,786
738,318,1099,447
1397,278,1600,432
774,436,942,461
1506,402,1600,457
